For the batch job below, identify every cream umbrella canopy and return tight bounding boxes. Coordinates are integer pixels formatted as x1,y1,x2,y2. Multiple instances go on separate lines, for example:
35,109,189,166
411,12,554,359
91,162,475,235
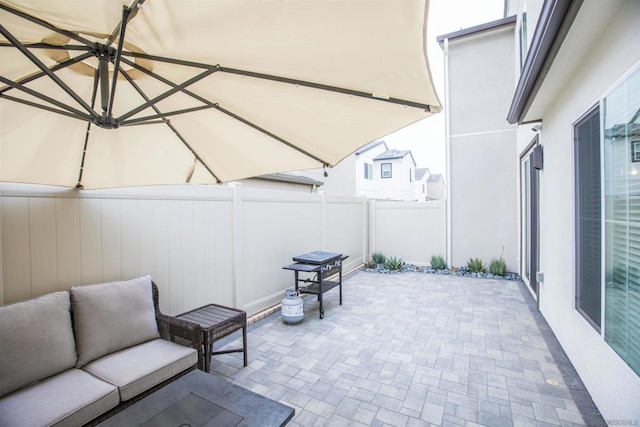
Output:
0,0,441,189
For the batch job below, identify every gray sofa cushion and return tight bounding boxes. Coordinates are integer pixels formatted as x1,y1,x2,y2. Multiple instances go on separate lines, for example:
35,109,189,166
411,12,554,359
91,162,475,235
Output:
71,274,160,367
0,291,77,398
0,368,119,427
83,338,197,401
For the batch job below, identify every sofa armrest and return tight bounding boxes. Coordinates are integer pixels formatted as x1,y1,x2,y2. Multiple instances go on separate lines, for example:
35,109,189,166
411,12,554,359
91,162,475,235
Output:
156,313,201,345
151,282,203,368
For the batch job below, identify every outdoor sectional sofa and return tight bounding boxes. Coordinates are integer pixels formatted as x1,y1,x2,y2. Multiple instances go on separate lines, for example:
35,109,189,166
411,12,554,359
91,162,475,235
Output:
0,274,201,427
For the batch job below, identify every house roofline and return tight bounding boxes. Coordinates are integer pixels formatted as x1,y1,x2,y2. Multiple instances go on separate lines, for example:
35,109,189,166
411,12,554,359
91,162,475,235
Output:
436,15,516,46
254,173,324,186
506,0,583,124
373,150,417,167
355,140,387,155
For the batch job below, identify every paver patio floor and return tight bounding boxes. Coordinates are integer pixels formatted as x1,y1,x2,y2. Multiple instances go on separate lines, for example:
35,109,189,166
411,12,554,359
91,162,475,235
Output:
211,271,605,427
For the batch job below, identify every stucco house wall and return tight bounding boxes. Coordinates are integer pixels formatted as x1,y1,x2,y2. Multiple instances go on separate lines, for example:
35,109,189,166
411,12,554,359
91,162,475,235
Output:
440,19,518,272
512,0,640,419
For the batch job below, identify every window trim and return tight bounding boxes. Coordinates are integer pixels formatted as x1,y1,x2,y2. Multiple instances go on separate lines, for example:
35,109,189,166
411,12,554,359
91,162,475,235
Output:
631,140,640,163
364,162,373,180
381,162,392,179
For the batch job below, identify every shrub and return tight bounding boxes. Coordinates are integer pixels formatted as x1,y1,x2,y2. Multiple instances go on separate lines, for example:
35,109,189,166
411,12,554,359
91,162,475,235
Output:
384,256,404,270
372,252,386,265
466,257,486,273
489,257,507,276
430,254,447,270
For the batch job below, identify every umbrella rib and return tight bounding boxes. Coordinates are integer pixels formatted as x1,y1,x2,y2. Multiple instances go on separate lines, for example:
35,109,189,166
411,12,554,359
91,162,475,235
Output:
119,57,331,166
0,75,93,121
220,67,433,111
0,93,92,122
0,43,91,52
0,3,96,48
121,51,432,111
119,68,222,183
120,57,214,106
0,24,98,118
121,105,218,126
122,51,213,69
0,51,94,96
106,6,132,119
214,105,329,166
116,67,219,122
106,0,145,47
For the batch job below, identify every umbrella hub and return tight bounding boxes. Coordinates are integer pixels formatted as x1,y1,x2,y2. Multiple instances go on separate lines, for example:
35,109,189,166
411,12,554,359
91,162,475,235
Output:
95,115,119,129
94,44,117,63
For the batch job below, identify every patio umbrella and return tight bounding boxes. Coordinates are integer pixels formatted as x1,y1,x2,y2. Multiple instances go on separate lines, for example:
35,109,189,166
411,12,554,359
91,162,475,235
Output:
0,0,441,189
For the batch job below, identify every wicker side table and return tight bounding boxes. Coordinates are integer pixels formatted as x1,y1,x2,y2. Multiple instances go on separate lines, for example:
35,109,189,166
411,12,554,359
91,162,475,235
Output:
176,304,247,372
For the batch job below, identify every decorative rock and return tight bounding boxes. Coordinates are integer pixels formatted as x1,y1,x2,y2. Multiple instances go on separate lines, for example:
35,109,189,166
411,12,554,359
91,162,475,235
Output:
361,263,521,281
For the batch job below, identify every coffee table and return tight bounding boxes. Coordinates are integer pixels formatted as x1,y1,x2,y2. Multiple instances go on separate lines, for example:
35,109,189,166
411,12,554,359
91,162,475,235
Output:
98,369,294,427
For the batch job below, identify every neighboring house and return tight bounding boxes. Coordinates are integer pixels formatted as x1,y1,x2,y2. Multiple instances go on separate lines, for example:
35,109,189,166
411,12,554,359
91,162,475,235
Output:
355,141,390,198
287,141,388,197
236,173,323,193
440,0,640,419
426,174,445,200
414,167,431,201
414,168,445,201
294,140,432,201
367,148,417,200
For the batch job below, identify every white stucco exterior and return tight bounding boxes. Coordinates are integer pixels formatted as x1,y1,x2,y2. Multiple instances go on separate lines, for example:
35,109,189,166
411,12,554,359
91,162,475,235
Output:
441,0,640,419
513,0,640,420
439,18,518,272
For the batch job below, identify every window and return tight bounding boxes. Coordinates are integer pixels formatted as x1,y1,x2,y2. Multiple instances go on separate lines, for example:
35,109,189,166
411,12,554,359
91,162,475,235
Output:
573,67,640,376
381,163,392,178
364,163,373,180
409,168,413,182
574,106,602,330
519,12,528,69
604,67,640,376
631,141,640,163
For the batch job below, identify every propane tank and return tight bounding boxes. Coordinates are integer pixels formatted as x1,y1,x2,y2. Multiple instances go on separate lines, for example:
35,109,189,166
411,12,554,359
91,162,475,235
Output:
281,288,304,324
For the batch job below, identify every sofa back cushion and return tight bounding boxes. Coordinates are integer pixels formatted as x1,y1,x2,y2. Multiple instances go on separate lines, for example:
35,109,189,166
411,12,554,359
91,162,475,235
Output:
71,274,160,367
0,291,77,398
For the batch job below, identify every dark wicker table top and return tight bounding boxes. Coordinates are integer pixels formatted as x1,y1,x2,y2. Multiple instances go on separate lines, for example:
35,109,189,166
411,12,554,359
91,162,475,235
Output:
176,304,246,333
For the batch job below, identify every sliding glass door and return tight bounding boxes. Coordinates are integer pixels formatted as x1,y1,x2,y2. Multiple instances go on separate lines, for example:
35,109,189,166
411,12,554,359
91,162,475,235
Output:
521,141,539,299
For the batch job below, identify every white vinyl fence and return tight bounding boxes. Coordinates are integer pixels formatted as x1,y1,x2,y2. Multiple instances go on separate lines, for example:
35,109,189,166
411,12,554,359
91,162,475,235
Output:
0,183,445,315
369,200,447,265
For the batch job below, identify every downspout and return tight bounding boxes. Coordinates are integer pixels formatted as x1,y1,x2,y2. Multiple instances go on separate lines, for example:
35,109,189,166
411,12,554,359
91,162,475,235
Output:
444,38,453,267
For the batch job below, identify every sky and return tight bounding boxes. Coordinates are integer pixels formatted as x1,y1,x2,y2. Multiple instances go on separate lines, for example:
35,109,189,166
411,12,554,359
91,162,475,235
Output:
382,0,505,175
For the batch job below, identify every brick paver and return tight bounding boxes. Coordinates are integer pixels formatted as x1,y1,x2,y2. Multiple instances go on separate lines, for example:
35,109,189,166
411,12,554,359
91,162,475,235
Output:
211,271,605,426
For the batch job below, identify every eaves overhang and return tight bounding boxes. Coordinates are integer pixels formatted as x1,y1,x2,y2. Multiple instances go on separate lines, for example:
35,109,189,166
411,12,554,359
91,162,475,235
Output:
506,0,583,124
436,15,516,46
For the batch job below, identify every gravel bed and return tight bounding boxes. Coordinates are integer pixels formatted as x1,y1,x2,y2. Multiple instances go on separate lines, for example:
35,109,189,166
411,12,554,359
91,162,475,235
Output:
361,263,521,281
